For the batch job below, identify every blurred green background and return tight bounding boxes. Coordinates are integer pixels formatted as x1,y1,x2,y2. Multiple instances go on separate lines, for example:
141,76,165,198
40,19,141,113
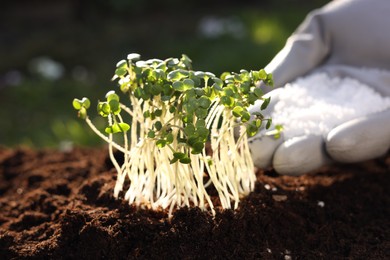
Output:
0,0,329,149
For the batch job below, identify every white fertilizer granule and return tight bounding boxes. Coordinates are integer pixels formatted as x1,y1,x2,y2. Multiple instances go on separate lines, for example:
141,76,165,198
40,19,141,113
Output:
270,72,390,139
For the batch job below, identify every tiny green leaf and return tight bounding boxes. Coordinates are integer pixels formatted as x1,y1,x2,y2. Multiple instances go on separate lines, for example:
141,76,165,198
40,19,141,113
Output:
169,106,176,113
183,79,194,90
192,141,204,151
105,123,130,134
167,69,189,81
266,119,272,129
156,139,167,148
154,109,163,117
184,124,195,136
73,97,90,110
221,96,234,107
172,81,185,91
154,121,163,131
97,102,110,117
173,152,186,159
106,91,119,102
196,126,209,140
254,88,263,98
241,110,251,122
116,60,127,68
232,106,244,117
195,119,205,128
261,97,271,110
143,111,151,118
195,108,208,119
147,130,155,138
179,157,191,164
259,69,267,80
72,99,82,110
109,99,121,114
166,133,174,144
255,119,262,128
170,157,179,164
198,96,211,108
127,53,141,61
115,67,127,77
246,124,258,137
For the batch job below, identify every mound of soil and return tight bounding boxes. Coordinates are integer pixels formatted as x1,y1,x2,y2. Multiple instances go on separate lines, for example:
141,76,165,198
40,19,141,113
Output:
0,147,389,259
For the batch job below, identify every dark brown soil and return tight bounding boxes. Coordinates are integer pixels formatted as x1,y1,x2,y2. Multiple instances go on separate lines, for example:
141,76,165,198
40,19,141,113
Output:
0,147,389,259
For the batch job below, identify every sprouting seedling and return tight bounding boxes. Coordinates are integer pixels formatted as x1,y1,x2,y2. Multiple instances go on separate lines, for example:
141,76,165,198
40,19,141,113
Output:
73,53,279,216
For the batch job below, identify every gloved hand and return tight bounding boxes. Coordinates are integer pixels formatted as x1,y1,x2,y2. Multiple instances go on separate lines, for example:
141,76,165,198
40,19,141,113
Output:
248,87,390,176
248,0,390,175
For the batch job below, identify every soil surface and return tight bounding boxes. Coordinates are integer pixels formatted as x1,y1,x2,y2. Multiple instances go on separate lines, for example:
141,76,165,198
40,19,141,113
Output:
0,147,389,259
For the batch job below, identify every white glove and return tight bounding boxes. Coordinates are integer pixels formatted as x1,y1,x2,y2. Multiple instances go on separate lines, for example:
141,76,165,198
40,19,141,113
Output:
249,0,390,175
249,86,390,176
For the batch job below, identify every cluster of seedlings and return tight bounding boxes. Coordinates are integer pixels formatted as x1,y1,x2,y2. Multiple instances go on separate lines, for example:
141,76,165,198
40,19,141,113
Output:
73,53,276,215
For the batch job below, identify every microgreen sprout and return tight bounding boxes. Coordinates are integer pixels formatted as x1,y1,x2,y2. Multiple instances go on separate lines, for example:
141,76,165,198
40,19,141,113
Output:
73,53,278,216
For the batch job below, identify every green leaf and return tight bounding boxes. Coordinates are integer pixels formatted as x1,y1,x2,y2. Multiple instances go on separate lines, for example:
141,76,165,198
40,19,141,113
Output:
255,119,262,128
187,136,198,146
182,114,193,123
173,152,186,159
195,108,208,119
167,69,189,81
232,106,244,117
72,99,82,110
179,157,191,164
194,88,205,97
115,67,127,77
73,97,90,110
105,122,130,134
154,109,163,117
184,124,195,136
150,84,163,95
170,157,179,164
195,119,205,128
156,139,167,148
212,77,223,88
166,58,179,68
106,91,119,102
127,53,141,61
198,96,211,108
241,110,251,122
191,141,204,151
143,111,151,118
166,133,174,144
172,81,185,91
169,106,176,113
116,60,127,68
221,96,234,108
97,102,110,117
172,80,193,92
254,88,263,98
196,126,209,140
180,54,192,69
118,122,130,132
246,124,258,137
261,97,271,110
154,121,163,131
266,119,272,129
252,111,264,120
109,99,121,114
259,69,267,80
147,130,155,138
183,79,194,90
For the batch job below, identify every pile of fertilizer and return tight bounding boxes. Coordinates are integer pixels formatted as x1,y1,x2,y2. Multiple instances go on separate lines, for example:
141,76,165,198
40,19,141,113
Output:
270,72,390,139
